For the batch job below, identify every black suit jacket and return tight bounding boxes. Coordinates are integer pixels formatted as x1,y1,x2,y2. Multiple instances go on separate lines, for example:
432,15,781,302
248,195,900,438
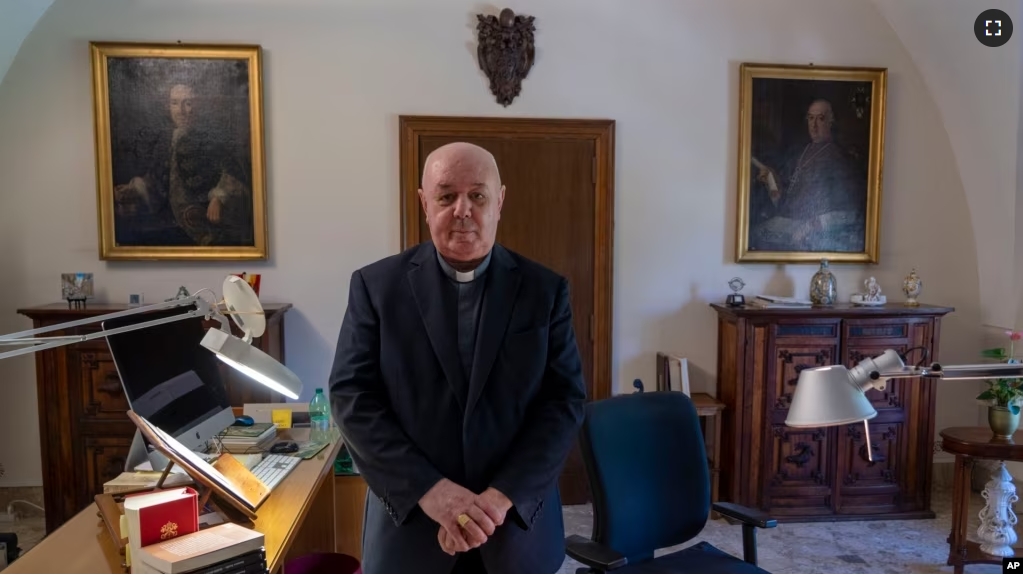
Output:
329,241,587,573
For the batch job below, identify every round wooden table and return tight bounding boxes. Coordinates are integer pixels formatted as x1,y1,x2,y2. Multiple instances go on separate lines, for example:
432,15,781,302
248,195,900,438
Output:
940,426,1023,573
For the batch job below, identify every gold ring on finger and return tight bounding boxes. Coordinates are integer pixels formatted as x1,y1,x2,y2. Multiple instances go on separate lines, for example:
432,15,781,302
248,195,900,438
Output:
457,513,471,527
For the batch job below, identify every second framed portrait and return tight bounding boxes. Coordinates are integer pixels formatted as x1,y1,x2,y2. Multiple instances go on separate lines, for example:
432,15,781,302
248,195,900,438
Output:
90,42,268,260
735,63,887,263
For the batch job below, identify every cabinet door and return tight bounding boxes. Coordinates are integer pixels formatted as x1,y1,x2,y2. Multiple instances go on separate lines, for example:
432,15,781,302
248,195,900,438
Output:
82,436,133,507
761,319,841,517
837,318,933,515
70,347,129,421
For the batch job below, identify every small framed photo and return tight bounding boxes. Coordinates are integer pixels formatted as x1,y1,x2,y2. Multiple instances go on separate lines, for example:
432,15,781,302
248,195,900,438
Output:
61,273,94,307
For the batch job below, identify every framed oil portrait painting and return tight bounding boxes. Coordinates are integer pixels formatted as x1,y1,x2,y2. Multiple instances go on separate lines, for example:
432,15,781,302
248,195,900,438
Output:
735,63,887,263
90,42,268,260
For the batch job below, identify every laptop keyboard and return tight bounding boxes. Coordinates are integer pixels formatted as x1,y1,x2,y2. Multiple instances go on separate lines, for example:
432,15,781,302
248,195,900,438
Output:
250,453,300,490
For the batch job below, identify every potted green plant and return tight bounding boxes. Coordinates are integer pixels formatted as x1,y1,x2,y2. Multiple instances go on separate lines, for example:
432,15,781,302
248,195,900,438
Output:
977,330,1023,438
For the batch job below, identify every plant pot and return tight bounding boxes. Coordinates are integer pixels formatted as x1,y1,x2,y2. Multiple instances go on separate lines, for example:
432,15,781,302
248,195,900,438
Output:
988,406,1020,439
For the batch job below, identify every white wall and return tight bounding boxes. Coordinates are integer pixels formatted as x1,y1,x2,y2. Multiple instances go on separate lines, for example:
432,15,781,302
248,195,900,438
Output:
0,0,990,486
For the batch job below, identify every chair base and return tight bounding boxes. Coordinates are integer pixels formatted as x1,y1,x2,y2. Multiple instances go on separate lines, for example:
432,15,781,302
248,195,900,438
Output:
574,541,769,574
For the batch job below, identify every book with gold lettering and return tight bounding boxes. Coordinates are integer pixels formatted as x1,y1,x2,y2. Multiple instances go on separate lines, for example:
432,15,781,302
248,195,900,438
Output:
123,488,199,554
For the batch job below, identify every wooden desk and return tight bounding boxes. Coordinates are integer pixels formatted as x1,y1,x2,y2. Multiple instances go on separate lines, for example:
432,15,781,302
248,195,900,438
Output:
3,431,342,574
940,426,1023,573
692,393,725,515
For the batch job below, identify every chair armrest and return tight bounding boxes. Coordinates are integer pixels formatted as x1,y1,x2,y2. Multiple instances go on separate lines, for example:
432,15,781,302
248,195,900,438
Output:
712,502,778,528
565,534,628,571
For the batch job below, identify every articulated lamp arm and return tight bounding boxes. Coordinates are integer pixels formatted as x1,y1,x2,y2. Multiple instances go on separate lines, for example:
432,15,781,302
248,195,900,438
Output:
0,293,229,361
0,276,303,400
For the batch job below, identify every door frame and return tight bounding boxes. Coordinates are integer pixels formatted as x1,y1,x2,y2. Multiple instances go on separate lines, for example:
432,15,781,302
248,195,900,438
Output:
398,115,615,401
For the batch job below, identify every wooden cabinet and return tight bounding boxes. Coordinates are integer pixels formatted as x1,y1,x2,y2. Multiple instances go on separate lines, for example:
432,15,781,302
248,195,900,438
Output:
334,474,368,559
17,302,292,533
711,302,953,522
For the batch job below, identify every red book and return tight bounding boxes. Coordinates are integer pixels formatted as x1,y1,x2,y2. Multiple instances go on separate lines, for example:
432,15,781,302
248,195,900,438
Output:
123,487,199,550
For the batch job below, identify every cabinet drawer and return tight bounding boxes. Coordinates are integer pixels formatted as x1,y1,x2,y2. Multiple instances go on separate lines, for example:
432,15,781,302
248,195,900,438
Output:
772,320,840,339
70,348,128,420
843,319,910,341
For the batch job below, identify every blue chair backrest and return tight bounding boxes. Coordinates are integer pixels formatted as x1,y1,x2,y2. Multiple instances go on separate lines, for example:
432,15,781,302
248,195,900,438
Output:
579,390,710,563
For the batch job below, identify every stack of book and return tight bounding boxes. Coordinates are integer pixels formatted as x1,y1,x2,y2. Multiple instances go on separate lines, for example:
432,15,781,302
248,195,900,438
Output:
122,487,200,572
215,423,277,454
133,523,266,574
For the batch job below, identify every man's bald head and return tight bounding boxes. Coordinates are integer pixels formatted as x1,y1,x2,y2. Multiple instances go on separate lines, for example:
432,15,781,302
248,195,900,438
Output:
422,142,502,190
418,142,505,269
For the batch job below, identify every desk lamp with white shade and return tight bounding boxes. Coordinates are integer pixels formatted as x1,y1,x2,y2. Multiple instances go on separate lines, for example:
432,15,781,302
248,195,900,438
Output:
785,348,1023,558
785,348,1023,436
0,275,303,400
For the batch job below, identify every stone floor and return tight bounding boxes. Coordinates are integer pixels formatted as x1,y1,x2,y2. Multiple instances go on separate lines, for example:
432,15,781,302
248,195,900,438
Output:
0,484,1014,573
0,487,45,562
558,485,1003,574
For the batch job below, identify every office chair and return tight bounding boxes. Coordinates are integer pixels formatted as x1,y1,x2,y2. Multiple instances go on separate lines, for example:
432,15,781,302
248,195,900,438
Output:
565,388,777,573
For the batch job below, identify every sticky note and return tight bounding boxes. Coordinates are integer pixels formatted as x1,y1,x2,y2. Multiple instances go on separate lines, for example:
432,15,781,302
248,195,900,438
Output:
272,409,292,429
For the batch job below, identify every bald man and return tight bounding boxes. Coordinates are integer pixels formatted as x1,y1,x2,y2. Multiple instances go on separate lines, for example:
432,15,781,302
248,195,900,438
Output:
329,142,587,573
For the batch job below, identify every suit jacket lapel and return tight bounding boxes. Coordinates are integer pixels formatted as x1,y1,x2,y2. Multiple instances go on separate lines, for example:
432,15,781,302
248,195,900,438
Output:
408,243,468,412
466,245,520,416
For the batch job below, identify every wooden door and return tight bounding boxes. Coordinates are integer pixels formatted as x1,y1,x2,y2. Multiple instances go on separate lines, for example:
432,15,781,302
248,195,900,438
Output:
399,116,615,504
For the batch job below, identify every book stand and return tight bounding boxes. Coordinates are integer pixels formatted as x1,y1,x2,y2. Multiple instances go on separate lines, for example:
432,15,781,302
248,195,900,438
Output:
95,411,270,567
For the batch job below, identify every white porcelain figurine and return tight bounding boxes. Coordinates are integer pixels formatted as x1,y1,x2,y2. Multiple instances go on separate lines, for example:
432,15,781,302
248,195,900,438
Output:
902,268,922,306
850,276,886,306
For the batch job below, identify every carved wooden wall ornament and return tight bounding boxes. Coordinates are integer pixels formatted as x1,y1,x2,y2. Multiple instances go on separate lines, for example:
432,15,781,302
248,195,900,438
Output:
476,8,536,106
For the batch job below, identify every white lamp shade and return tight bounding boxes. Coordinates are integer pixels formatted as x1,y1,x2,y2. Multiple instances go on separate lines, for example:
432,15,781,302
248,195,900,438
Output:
201,328,303,400
785,365,877,427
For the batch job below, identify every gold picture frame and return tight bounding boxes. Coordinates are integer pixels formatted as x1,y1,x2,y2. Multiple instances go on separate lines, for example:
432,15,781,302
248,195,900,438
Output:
735,63,887,263
90,42,268,260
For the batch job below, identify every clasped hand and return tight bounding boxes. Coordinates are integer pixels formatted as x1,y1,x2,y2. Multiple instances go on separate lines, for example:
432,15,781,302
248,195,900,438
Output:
419,479,512,555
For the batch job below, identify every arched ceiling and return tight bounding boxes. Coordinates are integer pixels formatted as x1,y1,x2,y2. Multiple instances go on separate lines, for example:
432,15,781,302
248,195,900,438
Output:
0,0,53,87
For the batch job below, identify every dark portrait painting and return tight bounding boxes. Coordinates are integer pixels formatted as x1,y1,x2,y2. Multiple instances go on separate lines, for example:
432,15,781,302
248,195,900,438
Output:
91,43,267,260
735,64,887,264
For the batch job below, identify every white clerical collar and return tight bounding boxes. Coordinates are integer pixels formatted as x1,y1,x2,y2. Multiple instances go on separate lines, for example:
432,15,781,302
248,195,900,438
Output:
437,250,492,283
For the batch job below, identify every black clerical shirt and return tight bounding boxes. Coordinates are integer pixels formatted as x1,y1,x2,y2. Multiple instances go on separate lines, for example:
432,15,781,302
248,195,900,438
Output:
435,250,492,400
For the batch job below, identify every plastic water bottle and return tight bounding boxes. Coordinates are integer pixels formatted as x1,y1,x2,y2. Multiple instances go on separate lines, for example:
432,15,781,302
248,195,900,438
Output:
309,388,331,443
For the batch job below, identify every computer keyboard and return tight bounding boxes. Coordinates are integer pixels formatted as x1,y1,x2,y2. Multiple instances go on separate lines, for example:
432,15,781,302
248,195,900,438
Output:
250,453,300,490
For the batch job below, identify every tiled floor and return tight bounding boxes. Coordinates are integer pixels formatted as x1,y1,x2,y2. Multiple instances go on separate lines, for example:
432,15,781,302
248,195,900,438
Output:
1,483,1014,573
558,485,1004,574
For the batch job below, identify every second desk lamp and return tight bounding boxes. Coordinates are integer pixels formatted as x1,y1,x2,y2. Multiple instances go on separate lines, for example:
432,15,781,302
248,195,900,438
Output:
785,349,1023,460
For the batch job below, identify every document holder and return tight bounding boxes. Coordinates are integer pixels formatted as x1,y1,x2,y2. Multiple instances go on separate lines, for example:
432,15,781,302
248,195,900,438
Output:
95,410,273,566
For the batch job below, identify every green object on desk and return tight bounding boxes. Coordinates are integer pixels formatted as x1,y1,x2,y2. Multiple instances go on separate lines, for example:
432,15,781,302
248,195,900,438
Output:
293,440,329,459
334,445,357,475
